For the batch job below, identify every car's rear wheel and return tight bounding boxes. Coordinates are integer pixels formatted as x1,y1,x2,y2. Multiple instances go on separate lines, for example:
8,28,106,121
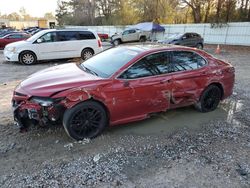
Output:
63,101,107,140
196,43,203,49
20,51,37,65
139,36,146,42
113,39,120,46
195,85,222,112
81,49,94,60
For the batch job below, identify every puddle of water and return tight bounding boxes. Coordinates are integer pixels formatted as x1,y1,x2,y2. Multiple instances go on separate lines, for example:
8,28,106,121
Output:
108,99,244,136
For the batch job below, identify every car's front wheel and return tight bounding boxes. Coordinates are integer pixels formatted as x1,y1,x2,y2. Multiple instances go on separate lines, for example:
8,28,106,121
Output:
63,101,108,140
113,39,120,46
19,51,37,65
195,85,222,113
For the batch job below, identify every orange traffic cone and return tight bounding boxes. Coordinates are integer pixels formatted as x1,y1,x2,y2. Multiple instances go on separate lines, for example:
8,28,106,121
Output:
215,44,221,54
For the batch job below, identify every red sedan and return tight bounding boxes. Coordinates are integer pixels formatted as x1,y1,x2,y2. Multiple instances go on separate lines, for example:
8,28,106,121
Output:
12,45,235,140
0,32,30,49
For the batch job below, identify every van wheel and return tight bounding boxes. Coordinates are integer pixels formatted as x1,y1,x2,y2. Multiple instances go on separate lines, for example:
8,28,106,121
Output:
195,85,221,113
20,51,37,65
81,49,94,60
63,101,108,140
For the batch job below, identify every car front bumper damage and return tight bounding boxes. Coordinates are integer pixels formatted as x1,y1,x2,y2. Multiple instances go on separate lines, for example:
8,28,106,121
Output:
12,99,65,131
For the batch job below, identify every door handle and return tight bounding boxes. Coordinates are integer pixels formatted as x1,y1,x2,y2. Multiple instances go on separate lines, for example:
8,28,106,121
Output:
199,71,207,76
123,81,130,87
160,79,171,84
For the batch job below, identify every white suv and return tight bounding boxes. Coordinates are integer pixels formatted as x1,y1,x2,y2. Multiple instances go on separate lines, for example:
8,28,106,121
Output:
4,29,103,65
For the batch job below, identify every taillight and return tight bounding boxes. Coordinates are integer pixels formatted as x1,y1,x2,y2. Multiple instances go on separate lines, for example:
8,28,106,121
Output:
222,66,235,74
98,38,102,48
227,66,235,73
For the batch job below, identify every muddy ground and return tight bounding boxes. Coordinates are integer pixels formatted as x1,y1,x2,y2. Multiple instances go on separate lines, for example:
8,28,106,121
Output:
0,45,250,188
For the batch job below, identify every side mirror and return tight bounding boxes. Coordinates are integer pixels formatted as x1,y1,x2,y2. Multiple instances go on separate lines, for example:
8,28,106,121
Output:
182,36,187,40
36,38,43,43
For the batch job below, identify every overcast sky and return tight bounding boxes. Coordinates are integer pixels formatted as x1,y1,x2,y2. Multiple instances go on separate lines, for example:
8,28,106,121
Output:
0,0,61,17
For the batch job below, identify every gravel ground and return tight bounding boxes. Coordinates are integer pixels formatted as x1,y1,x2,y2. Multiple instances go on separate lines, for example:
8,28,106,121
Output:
0,45,250,187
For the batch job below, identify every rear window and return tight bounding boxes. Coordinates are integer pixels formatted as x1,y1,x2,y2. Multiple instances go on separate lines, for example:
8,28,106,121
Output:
78,31,96,40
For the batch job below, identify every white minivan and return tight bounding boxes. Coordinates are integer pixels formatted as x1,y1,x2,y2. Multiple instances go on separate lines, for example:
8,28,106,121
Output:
4,29,103,65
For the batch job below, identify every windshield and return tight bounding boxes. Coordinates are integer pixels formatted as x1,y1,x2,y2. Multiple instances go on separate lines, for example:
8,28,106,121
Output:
81,47,140,78
167,33,183,39
26,30,49,42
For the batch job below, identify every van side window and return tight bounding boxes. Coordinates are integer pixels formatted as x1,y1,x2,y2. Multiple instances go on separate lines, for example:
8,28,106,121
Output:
78,31,96,40
57,31,78,41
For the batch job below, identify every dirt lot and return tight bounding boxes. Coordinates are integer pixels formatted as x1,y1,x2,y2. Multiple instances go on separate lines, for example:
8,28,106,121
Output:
0,45,250,188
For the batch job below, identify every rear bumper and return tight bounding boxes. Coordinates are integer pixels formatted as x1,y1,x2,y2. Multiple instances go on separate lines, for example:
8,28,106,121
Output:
95,47,103,54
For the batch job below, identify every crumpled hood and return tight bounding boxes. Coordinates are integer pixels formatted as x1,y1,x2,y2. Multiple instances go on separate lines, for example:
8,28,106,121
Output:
17,63,100,97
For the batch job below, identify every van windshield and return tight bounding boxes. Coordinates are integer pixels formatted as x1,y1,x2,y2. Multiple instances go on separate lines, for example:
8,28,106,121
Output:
26,30,50,42
81,47,140,78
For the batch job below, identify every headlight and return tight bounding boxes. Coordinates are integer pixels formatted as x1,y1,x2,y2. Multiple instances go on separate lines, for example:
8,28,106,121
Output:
7,47,16,53
30,97,64,107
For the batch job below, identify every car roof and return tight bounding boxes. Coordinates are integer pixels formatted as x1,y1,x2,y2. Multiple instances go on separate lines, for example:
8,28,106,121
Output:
50,28,91,32
117,43,198,53
39,28,96,34
115,43,211,59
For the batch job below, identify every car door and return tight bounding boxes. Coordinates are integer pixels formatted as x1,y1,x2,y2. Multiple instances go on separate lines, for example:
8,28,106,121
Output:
170,50,208,107
35,31,62,60
188,33,198,47
180,33,193,47
122,29,138,42
110,51,173,123
56,31,79,58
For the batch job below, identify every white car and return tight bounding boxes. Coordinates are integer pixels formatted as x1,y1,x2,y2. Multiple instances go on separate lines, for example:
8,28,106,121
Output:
4,29,103,65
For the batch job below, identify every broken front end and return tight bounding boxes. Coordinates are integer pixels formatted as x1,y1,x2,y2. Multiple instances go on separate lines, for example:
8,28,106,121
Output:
12,91,66,131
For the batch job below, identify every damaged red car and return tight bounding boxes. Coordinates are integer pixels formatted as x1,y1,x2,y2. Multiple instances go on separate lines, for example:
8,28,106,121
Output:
12,44,235,140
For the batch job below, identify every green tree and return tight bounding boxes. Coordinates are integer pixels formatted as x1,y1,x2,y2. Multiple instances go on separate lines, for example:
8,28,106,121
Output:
44,12,55,20
56,0,70,26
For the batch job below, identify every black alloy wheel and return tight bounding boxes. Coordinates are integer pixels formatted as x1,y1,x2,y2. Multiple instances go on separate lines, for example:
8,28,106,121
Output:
195,85,222,112
63,101,107,140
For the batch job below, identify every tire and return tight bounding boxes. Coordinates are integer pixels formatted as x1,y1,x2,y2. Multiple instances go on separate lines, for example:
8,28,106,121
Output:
139,36,146,42
195,85,222,113
113,39,120,46
63,101,108,140
19,51,37,65
81,49,94,60
196,43,203,49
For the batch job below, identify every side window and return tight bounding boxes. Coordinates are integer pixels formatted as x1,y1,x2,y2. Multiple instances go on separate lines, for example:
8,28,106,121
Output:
145,52,172,74
123,30,130,35
78,31,96,40
7,34,20,39
39,32,57,43
119,52,171,79
172,51,206,72
57,31,78,41
129,29,136,34
22,34,30,39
